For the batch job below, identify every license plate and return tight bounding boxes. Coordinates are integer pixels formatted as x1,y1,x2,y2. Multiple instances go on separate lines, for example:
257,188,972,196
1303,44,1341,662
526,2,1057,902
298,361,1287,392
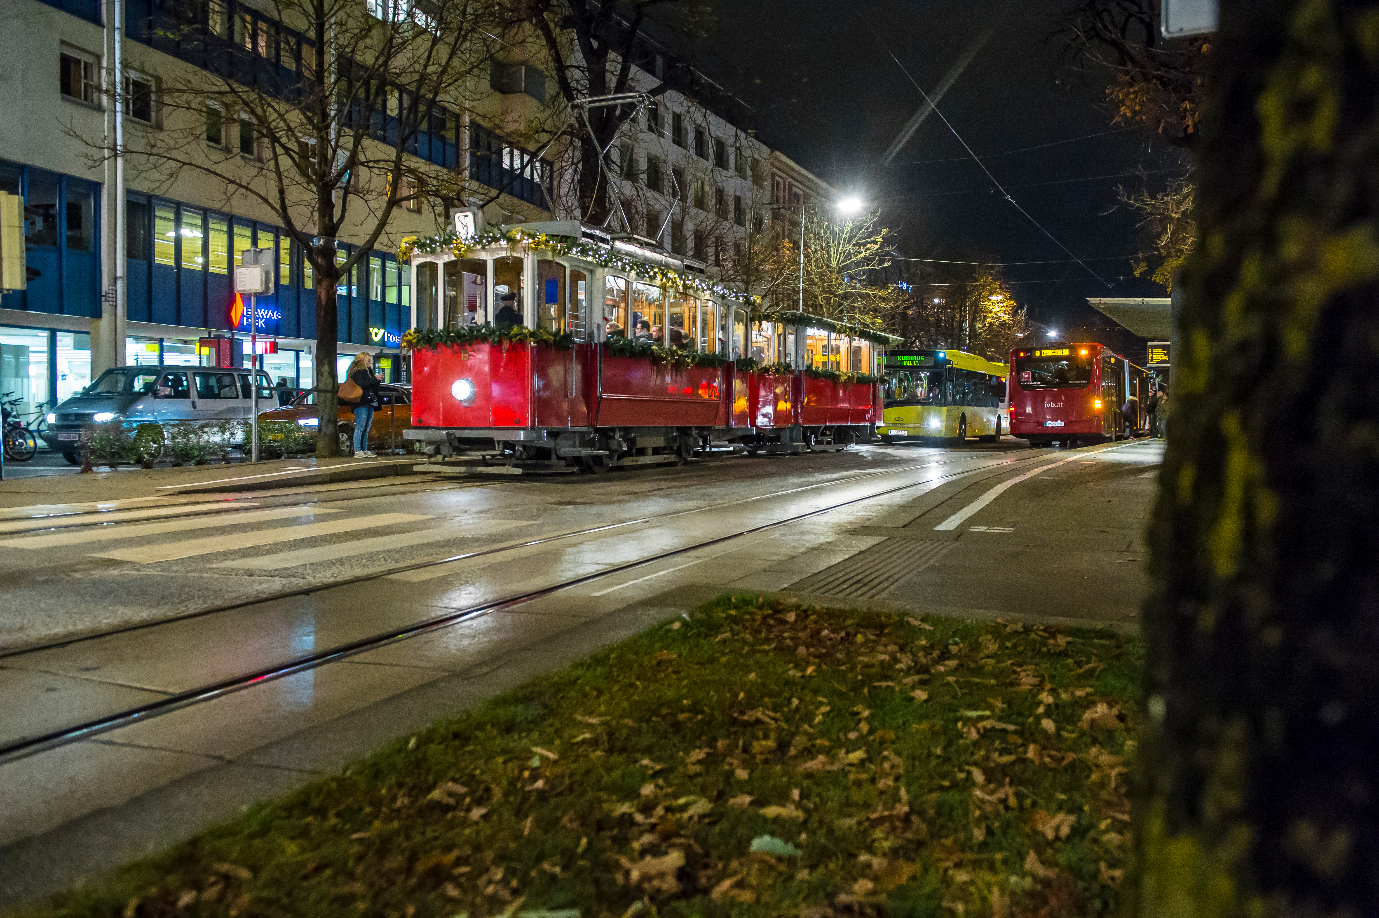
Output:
1044,421,1064,428
58,432,79,441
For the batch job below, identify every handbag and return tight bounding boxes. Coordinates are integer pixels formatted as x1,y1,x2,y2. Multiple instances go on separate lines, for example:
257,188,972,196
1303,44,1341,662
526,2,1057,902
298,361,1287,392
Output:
338,377,363,403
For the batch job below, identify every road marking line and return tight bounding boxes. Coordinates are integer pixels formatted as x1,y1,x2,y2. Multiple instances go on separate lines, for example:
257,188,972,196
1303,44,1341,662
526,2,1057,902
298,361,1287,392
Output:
590,544,744,596
215,519,529,571
0,507,334,550
0,501,258,535
0,495,244,520
935,453,1089,531
90,513,431,564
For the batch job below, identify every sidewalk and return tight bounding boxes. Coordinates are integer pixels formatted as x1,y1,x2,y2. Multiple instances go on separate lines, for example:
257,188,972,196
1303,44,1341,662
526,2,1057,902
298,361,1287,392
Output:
0,456,425,510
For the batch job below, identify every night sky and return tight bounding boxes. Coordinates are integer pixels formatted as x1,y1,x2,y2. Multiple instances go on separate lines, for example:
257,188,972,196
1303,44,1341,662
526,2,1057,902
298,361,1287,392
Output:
694,0,1190,347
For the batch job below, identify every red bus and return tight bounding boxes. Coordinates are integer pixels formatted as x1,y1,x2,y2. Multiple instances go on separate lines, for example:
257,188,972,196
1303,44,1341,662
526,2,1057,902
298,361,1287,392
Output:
1007,343,1151,447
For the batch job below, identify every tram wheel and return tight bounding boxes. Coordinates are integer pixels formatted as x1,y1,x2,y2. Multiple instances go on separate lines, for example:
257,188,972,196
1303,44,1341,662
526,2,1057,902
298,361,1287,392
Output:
581,455,610,474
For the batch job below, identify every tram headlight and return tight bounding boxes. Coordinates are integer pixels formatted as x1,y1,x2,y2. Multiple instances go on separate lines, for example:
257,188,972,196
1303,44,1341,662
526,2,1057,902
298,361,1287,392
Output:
451,378,477,404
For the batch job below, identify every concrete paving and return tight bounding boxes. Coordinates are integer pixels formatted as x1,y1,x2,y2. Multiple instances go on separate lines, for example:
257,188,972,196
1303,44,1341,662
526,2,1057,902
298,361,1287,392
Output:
0,439,1163,906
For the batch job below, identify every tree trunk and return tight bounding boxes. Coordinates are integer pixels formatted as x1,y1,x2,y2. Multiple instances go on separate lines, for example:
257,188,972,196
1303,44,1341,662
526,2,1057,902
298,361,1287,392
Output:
1132,2,1379,914
313,246,340,459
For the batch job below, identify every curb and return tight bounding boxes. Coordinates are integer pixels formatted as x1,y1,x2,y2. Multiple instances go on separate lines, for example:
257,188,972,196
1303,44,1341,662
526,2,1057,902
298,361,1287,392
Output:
156,459,429,495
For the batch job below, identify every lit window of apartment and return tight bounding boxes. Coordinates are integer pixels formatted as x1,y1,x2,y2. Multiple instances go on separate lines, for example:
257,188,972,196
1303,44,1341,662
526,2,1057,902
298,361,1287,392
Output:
671,112,686,147
205,104,226,147
59,47,99,106
126,72,157,125
713,138,727,170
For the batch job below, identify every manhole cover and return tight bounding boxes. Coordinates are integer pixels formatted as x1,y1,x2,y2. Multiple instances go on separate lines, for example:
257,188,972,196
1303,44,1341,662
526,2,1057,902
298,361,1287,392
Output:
791,539,955,600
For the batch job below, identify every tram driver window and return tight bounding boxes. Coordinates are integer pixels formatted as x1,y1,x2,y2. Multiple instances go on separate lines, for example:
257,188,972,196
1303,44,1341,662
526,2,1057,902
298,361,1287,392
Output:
493,256,524,323
569,269,589,340
605,275,629,337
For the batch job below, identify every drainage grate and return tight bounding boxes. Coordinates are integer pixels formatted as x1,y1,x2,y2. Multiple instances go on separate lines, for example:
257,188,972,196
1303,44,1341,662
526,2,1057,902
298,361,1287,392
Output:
791,539,955,600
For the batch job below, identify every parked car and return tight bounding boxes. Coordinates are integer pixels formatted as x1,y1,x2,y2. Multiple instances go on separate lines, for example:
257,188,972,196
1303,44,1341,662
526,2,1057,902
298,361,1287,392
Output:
43,366,276,464
258,384,413,453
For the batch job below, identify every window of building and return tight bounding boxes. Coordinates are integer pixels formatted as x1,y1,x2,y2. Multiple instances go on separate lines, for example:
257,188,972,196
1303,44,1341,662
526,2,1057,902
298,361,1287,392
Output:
125,72,156,125
238,117,261,160
694,128,707,160
127,197,150,260
489,61,547,104
469,122,551,208
715,186,727,220
671,112,685,147
693,231,705,261
617,142,633,177
671,166,686,199
713,138,727,170
693,178,707,212
646,101,661,135
205,104,225,147
208,215,229,276
671,218,685,255
180,207,205,272
713,236,723,267
752,158,767,188
734,194,744,227
645,155,662,193
25,176,58,248
64,184,94,252
645,210,661,240
154,202,176,267
59,47,99,106
735,152,748,180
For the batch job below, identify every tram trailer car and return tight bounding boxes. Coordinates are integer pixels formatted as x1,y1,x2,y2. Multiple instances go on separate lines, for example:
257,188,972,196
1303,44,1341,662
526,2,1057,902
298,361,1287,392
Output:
878,349,1009,445
1007,342,1152,447
403,220,895,471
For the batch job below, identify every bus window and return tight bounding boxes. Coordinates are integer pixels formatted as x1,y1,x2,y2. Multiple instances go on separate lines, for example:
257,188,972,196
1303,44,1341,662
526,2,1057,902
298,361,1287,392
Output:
537,260,565,333
605,275,628,337
493,256,525,322
885,369,946,407
569,269,589,340
632,282,661,342
1015,350,1093,389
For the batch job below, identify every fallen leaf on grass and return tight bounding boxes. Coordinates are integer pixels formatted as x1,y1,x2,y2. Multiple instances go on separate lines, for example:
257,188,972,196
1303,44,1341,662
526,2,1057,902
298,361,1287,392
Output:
728,794,754,808
425,781,469,805
1031,809,1076,841
760,804,803,819
574,715,604,725
531,746,559,761
1080,703,1123,731
734,768,750,780
710,876,742,901
749,835,802,857
467,806,489,821
1025,850,1057,880
685,748,709,764
213,863,252,881
910,690,929,702
1041,718,1057,734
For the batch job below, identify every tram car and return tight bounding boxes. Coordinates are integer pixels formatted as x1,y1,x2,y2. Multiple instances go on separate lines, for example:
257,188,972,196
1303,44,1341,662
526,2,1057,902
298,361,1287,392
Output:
1007,342,1152,447
401,216,898,471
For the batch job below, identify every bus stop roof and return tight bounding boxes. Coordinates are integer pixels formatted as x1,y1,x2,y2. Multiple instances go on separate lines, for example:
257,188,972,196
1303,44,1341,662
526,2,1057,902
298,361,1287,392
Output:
1087,297,1173,339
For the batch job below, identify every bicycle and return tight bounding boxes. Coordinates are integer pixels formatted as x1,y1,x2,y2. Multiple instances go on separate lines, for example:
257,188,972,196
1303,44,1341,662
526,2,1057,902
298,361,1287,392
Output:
2,393,45,462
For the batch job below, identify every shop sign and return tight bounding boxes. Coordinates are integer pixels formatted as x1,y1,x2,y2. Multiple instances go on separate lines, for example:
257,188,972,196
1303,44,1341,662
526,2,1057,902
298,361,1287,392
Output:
369,327,402,346
231,293,283,334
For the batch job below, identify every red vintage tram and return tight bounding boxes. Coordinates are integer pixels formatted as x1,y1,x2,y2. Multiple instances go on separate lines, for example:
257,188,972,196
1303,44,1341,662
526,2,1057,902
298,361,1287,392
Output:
1007,342,1152,447
402,218,895,471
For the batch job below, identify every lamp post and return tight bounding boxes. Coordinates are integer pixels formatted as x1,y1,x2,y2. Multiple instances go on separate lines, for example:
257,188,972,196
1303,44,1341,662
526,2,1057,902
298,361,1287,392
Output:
797,195,866,314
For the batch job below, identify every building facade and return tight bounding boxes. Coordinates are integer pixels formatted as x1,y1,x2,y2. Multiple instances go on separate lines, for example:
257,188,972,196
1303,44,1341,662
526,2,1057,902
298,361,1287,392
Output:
0,0,557,421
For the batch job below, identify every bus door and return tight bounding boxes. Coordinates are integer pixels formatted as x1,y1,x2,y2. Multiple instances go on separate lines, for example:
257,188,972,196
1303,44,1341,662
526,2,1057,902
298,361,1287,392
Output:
1102,354,1124,437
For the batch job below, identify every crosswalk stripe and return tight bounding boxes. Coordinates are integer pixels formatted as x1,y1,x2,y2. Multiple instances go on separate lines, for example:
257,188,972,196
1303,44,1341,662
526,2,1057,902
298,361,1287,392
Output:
0,502,258,535
0,495,233,521
0,507,335,550
214,518,530,571
90,513,432,564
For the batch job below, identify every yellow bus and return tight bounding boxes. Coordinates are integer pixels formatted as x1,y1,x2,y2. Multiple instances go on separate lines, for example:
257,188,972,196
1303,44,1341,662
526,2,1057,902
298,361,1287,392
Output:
879,349,1009,444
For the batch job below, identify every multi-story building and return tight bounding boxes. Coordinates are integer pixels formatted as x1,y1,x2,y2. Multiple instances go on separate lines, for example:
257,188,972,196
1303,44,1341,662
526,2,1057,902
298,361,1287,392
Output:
769,149,838,240
0,0,558,420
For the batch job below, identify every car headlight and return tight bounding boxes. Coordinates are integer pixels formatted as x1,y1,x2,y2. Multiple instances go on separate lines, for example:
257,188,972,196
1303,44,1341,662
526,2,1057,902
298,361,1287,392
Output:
297,417,320,427
92,412,119,423
451,378,476,403
46,413,56,424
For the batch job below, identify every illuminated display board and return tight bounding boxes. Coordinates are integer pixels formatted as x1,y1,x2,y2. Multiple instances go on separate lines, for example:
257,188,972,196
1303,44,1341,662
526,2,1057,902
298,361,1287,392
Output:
886,355,937,367
1147,341,1171,366
1034,348,1070,357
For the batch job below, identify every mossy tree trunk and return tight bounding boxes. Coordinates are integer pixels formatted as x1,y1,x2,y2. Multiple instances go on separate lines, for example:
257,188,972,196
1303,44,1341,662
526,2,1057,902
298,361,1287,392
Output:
1132,1,1379,913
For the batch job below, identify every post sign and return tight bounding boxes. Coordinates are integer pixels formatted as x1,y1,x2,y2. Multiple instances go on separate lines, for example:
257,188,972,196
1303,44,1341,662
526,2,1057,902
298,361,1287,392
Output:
1148,341,1171,367
0,192,24,292
1162,0,1216,37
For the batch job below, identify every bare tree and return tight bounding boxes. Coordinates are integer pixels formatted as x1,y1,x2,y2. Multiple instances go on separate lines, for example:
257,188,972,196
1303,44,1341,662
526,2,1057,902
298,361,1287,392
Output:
899,267,1027,362
1055,0,1209,148
104,0,500,456
770,210,904,333
1122,177,1196,292
512,0,713,226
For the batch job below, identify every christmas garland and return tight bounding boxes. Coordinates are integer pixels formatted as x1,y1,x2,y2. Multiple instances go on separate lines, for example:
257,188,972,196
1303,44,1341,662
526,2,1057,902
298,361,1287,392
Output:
400,228,741,302
755,361,797,377
604,336,729,370
803,366,883,385
401,325,575,352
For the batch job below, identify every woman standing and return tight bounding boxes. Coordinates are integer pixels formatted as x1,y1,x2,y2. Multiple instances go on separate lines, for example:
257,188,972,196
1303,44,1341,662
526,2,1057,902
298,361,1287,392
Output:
339,353,382,457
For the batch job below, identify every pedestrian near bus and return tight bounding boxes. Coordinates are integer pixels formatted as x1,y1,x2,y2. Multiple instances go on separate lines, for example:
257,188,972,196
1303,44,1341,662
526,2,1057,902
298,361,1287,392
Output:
339,353,382,457
1146,387,1163,438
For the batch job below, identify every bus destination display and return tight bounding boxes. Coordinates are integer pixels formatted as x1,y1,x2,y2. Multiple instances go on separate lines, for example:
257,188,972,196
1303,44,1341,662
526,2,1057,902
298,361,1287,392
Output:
886,355,936,367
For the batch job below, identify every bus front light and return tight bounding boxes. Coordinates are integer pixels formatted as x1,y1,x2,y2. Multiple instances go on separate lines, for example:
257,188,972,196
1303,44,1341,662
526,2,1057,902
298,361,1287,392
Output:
1094,398,1103,410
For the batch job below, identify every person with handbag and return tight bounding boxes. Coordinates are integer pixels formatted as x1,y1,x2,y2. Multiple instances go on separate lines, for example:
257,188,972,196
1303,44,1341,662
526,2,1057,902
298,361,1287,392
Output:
338,353,382,457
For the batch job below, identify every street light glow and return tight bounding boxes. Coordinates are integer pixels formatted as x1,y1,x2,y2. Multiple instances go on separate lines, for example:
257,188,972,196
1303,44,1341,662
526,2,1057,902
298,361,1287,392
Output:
836,196,864,216
1046,329,1059,338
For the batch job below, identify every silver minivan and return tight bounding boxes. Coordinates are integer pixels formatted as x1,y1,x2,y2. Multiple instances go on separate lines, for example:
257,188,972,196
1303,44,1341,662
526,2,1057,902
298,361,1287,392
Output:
43,366,276,462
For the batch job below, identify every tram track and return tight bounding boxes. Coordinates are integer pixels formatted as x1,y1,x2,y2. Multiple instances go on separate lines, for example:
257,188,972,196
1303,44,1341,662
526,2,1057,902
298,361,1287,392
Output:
0,446,1097,765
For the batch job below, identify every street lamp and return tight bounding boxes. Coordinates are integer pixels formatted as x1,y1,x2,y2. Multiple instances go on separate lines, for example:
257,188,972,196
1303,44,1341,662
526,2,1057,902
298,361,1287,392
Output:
800,195,866,313
1046,329,1059,338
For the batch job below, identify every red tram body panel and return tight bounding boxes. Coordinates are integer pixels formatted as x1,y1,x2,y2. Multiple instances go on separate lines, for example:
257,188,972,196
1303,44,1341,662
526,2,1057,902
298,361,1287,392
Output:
595,356,724,428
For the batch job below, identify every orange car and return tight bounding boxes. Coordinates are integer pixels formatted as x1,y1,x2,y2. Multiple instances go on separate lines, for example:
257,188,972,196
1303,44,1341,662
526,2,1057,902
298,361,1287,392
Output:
259,384,413,452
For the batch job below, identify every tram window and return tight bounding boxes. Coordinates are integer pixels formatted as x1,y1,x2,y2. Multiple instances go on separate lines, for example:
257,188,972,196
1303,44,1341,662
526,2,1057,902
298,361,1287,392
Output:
632,281,661,343
805,329,828,368
537,260,565,333
605,275,628,337
456,258,486,326
416,262,439,331
731,309,747,359
569,269,589,341
698,300,717,353
1015,352,1093,389
752,321,775,363
666,294,690,348
493,256,524,323
780,328,797,367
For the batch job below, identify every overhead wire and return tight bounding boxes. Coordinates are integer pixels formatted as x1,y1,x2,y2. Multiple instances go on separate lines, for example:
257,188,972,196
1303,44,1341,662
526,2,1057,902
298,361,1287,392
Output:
889,167,1186,198
892,126,1140,166
871,30,1113,288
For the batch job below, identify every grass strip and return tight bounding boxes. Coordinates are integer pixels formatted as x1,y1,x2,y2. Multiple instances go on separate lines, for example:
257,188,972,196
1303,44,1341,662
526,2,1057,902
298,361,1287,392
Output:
25,594,1141,918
